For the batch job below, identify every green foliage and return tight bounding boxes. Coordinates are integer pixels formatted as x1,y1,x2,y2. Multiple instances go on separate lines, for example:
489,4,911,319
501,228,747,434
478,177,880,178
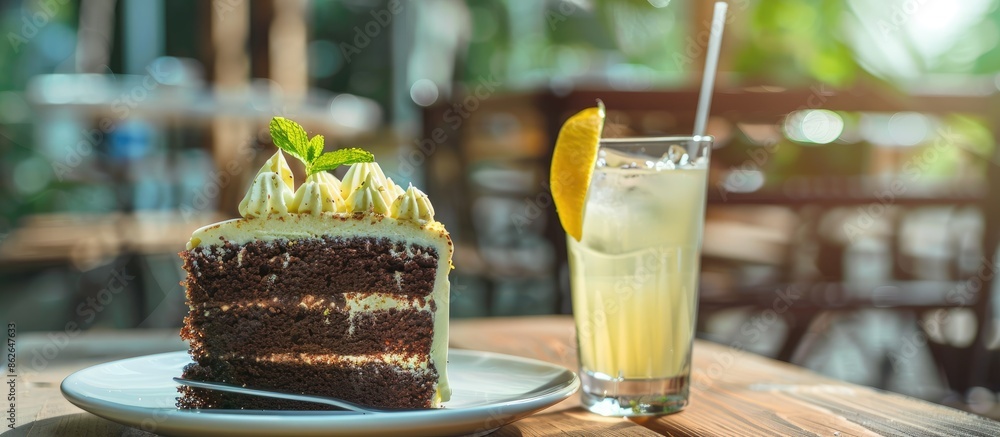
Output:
734,0,859,86
268,117,374,175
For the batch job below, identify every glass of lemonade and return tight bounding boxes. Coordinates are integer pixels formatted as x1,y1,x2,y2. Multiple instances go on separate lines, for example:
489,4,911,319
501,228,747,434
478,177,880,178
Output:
568,135,711,416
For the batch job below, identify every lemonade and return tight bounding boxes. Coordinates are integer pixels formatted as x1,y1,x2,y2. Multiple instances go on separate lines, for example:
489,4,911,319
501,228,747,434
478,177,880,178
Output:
567,140,709,415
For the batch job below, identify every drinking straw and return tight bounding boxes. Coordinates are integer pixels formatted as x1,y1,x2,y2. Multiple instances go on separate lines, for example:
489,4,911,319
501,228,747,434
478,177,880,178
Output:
693,1,729,136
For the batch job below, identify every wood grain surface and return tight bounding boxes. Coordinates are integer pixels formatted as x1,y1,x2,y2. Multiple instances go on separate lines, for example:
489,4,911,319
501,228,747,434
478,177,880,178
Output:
450,316,1000,437
7,316,1000,436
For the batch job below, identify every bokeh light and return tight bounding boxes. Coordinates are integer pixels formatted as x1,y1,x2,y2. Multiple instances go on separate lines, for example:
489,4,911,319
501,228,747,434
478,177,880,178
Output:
783,109,844,144
888,112,932,146
409,78,439,107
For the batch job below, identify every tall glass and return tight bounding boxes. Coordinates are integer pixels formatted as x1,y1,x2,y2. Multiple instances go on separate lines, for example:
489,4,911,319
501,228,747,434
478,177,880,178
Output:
568,136,711,417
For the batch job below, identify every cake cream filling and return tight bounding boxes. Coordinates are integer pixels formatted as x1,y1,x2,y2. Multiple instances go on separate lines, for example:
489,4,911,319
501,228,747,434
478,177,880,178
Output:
322,292,434,312
205,293,435,335
340,292,434,336
252,352,432,371
188,213,453,405
202,293,433,312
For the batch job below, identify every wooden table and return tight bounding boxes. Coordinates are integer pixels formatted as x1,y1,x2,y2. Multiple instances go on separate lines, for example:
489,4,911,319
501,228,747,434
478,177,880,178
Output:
8,316,1000,436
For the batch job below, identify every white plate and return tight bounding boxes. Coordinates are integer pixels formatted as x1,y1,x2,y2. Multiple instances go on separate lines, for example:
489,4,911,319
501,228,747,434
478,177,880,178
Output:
61,349,579,437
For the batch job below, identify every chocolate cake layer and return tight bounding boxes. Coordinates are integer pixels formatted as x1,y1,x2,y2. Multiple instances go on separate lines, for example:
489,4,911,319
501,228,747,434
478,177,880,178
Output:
182,237,438,302
177,358,438,410
181,306,434,357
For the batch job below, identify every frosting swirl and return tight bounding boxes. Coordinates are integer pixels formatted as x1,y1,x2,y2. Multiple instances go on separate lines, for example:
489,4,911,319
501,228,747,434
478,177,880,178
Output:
238,151,295,218
385,177,405,202
345,172,391,214
341,162,388,200
311,171,342,194
391,185,435,222
290,173,345,215
260,150,294,190
233,152,436,222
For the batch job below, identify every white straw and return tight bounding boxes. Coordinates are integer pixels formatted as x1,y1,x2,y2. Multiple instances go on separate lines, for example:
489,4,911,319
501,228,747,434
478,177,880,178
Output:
693,1,728,137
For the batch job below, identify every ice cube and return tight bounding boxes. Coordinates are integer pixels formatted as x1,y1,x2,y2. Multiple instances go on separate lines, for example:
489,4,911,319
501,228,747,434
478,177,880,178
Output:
654,159,675,171
664,145,689,166
600,148,650,169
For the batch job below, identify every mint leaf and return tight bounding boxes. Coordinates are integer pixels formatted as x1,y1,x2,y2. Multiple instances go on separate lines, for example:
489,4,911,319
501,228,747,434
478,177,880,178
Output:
309,148,375,175
270,117,309,163
307,134,325,163
269,116,375,175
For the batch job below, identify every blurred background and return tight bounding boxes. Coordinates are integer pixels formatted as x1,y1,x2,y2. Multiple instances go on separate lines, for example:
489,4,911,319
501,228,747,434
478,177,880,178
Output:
1,0,1000,418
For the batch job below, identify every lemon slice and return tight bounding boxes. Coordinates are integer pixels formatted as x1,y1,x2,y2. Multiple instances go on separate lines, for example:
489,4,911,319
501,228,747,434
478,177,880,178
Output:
550,101,605,241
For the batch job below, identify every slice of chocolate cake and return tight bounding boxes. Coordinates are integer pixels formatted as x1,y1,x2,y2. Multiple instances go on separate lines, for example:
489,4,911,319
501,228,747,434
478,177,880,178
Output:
177,118,452,410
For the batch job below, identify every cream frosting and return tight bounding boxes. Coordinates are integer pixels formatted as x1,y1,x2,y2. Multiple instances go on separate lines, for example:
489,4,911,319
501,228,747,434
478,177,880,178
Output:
253,352,433,371
385,177,406,201
237,151,296,218
236,158,427,221
290,173,345,215
189,154,452,404
208,293,434,313
391,185,435,222
345,172,392,214
238,173,295,218
312,171,342,193
340,162,388,200
261,150,295,190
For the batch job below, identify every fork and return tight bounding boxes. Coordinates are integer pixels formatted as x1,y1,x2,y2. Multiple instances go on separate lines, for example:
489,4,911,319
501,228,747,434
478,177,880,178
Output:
173,377,414,413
